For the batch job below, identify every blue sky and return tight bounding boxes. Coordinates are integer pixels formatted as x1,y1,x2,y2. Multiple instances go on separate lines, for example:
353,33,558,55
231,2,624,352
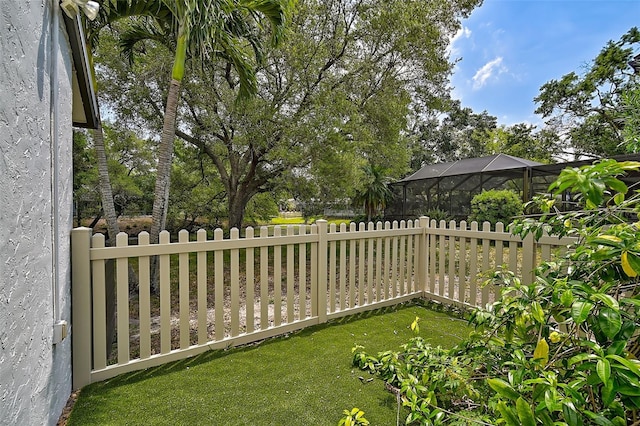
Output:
449,0,640,127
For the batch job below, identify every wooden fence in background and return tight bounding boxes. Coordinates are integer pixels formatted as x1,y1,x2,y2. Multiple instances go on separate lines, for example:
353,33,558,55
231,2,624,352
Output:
71,217,575,388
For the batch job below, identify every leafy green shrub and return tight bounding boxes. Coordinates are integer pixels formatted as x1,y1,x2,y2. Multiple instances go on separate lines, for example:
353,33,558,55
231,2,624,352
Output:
352,160,640,425
468,189,523,227
352,318,489,424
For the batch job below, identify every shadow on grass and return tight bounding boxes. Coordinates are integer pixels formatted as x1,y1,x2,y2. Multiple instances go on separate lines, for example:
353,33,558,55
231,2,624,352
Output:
96,301,441,389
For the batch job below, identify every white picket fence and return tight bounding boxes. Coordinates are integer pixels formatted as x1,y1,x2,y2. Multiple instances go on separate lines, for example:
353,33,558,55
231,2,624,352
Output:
71,217,575,388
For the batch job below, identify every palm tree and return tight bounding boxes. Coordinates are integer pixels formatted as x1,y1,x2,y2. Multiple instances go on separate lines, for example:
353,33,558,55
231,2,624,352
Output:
87,0,173,244
353,164,394,223
97,0,291,290
145,0,292,246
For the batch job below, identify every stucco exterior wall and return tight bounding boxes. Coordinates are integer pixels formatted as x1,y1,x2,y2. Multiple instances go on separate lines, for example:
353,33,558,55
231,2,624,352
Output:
0,1,74,425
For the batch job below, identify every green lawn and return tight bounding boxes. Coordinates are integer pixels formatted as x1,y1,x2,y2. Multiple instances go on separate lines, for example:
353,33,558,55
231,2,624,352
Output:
68,302,472,426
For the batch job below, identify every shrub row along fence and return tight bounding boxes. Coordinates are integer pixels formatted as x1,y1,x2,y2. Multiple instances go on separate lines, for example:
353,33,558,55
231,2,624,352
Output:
71,217,575,388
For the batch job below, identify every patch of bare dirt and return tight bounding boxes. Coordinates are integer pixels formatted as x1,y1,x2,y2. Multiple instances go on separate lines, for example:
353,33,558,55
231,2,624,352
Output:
56,390,80,426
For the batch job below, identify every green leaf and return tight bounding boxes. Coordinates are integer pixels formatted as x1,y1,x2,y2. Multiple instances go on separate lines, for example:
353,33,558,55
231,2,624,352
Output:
544,389,561,412
607,355,640,377
625,251,640,275
533,338,549,367
516,397,536,426
607,340,627,356
598,307,622,340
537,410,555,426
584,410,616,426
561,290,574,307
621,251,638,277
531,301,545,323
571,301,594,324
496,402,520,426
602,379,615,407
591,293,619,310
613,192,625,205
591,234,622,246
597,358,611,384
562,401,583,426
616,384,640,396
621,297,640,308
487,378,521,401
606,178,628,195
568,352,598,366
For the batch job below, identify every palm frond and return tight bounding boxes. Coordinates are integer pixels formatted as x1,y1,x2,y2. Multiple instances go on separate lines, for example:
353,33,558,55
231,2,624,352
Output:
88,0,173,50
239,0,295,46
120,20,175,65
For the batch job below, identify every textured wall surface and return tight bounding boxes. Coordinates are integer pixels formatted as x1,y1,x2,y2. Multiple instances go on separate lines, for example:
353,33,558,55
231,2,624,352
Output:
0,1,74,425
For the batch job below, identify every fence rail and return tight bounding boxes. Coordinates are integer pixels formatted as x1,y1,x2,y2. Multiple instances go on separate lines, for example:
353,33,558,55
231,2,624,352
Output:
71,217,575,388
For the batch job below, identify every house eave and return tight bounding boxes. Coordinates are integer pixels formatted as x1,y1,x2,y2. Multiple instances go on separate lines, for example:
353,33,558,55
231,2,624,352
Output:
62,12,99,129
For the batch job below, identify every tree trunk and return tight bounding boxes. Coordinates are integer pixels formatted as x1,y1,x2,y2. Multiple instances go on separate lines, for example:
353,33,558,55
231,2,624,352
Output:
150,78,181,244
149,78,182,292
92,123,120,359
228,187,258,230
93,124,120,242
228,195,247,230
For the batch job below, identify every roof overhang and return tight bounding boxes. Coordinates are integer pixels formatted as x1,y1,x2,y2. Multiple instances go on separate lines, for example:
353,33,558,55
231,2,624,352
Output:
62,12,99,129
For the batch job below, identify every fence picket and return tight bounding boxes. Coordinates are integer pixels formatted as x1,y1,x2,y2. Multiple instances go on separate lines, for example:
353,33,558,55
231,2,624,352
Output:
358,223,365,306
448,220,456,300
179,230,190,348
138,232,151,359
92,234,107,370
260,226,269,329
116,232,130,363
298,225,307,320
438,221,446,296
495,222,505,271
429,220,436,294
399,221,406,296
214,228,224,341
391,221,398,298
508,223,518,276
339,223,347,311
329,223,337,312
196,230,207,344
230,228,240,337
481,222,491,306
375,222,383,301
160,231,171,353
274,226,282,326
310,224,318,318
245,227,255,332
349,223,356,308
458,221,467,304
316,221,327,323
384,222,391,300
367,222,374,303
286,225,295,322
469,221,478,307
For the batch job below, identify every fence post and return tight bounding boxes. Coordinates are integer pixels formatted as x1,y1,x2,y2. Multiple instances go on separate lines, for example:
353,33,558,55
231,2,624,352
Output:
521,232,536,285
316,220,328,323
72,227,92,389
418,216,429,296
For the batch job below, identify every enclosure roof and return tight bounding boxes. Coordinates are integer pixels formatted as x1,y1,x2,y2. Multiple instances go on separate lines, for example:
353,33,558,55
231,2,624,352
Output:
399,154,542,183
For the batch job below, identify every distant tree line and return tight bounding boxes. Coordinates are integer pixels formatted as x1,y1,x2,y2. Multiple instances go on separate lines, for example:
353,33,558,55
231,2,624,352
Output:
73,0,639,234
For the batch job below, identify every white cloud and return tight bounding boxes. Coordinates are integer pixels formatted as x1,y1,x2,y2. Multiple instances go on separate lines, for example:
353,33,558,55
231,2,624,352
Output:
447,26,471,58
472,57,507,90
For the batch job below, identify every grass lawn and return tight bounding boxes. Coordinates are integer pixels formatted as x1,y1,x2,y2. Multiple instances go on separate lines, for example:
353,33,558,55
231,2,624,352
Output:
67,303,472,425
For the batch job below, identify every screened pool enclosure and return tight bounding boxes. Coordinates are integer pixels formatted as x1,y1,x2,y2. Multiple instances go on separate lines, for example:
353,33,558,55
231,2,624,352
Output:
385,153,640,222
